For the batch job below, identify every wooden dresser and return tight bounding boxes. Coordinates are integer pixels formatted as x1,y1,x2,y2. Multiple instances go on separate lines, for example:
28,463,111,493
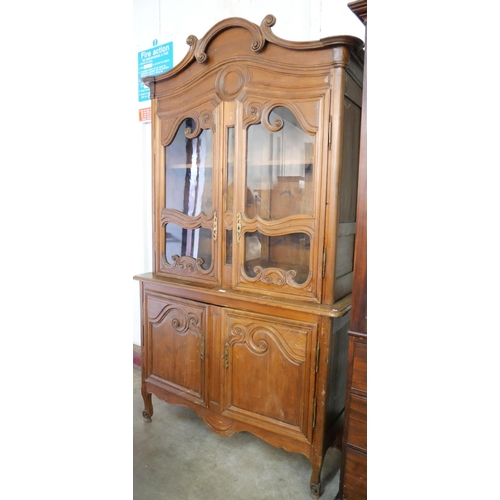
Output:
134,15,364,498
337,2,367,499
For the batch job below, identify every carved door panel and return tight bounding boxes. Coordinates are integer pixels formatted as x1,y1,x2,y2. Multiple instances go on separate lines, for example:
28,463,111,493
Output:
144,292,208,407
220,308,318,442
232,96,330,302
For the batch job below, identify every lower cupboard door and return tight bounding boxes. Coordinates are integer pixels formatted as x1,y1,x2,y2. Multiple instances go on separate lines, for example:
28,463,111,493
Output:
144,293,207,407
221,308,317,442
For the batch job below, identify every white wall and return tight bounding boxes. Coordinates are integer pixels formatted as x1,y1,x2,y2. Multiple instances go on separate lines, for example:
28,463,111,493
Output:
131,0,365,345
134,0,365,61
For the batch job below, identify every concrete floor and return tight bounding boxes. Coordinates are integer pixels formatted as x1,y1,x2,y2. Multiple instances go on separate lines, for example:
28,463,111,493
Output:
133,363,342,500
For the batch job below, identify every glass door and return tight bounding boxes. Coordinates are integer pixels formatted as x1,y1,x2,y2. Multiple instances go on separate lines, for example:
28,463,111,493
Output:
234,104,322,300
158,116,220,284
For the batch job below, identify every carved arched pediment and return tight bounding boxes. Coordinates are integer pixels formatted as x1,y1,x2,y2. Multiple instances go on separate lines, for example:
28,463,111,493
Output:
143,15,364,97
195,17,265,63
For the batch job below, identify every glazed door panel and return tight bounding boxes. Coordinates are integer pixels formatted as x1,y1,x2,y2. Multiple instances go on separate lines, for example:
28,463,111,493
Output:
220,308,317,442
232,96,329,302
144,292,208,407
156,112,221,285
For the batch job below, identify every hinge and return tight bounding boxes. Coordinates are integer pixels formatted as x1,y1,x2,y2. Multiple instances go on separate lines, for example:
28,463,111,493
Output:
328,115,332,150
322,248,327,278
315,341,320,373
312,398,317,428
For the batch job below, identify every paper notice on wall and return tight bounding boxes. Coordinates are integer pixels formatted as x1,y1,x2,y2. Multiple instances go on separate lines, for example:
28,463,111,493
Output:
139,107,151,123
138,40,173,103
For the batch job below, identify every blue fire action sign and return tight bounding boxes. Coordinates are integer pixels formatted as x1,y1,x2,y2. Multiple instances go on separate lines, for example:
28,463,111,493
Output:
138,41,173,102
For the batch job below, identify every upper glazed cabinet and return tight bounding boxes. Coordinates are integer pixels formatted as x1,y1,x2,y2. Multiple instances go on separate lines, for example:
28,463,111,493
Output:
146,15,363,304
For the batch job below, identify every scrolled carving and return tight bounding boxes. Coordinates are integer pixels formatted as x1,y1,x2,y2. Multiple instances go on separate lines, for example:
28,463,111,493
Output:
262,109,284,132
260,14,364,55
229,323,304,364
148,304,202,338
161,109,215,147
183,110,213,138
184,118,202,139
261,14,276,29
170,254,205,273
247,329,268,355
248,104,260,118
243,99,315,134
195,17,266,64
166,109,216,143
251,40,263,51
200,109,215,129
254,266,287,286
243,266,313,289
196,52,207,64
148,304,205,364
242,102,262,128
171,312,201,336
230,326,245,344
186,34,197,47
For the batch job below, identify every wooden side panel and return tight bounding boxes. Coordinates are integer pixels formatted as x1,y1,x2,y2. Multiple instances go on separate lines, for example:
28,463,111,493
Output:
334,74,362,302
338,334,367,500
351,341,367,393
335,232,355,277
343,447,367,499
348,18,367,336
325,313,350,436
338,3,367,498
338,80,362,224
346,394,367,450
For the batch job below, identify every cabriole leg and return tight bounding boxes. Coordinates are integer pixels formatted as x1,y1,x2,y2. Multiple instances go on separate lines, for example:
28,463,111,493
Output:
309,459,323,498
141,385,153,422
310,481,321,499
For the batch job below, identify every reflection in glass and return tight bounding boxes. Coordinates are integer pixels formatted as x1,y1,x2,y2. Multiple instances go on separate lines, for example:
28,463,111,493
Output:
226,127,234,211
244,230,310,285
225,230,233,265
165,223,212,270
246,107,314,220
165,118,213,216
225,128,235,267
